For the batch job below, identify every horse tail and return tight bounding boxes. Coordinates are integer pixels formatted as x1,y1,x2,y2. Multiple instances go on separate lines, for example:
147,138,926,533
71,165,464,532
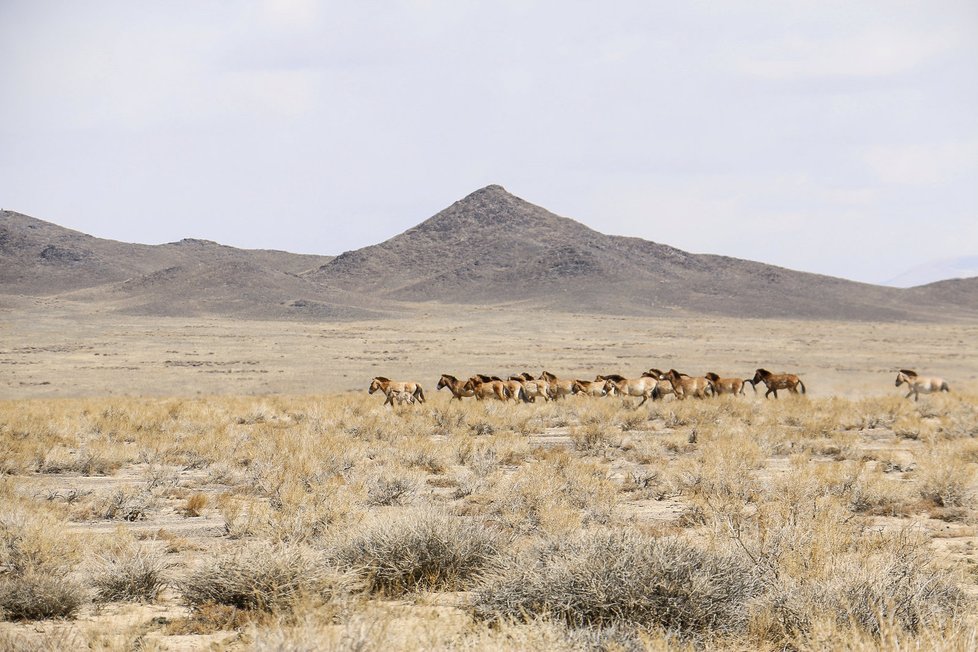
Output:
941,381,950,393
519,386,531,403
745,379,757,394
798,379,806,395
415,385,426,403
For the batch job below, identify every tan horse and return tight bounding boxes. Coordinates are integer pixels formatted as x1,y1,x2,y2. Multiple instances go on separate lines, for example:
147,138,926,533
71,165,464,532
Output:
437,374,474,401
540,371,575,400
662,369,715,399
602,375,660,407
463,377,510,401
895,369,949,401
390,391,417,405
704,372,755,396
646,369,680,399
510,374,552,402
751,369,806,399
368,377,426,406
572,379,612,397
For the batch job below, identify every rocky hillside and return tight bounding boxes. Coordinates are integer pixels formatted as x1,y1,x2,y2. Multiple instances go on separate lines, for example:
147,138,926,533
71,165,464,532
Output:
3,190,976,322
310,185,977,321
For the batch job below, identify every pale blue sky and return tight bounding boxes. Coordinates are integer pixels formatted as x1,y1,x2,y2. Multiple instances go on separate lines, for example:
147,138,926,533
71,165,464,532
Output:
2,1,976,284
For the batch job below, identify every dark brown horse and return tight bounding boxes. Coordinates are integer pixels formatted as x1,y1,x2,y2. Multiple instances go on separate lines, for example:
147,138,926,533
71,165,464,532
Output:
752,368,806,399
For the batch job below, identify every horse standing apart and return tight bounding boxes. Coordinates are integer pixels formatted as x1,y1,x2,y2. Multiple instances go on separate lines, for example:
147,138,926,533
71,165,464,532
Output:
368,377,426,406
704,372,755,396
895,369,949,401
437,374,474,401
751,369,805,399
662,369,715,399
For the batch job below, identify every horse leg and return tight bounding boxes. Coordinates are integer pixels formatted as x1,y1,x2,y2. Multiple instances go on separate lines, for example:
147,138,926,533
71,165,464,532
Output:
636,393,648,408
905,389,914,400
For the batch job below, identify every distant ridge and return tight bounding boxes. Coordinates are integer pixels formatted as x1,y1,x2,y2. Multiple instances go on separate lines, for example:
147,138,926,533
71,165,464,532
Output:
309,185,978,321
884,255,978,288
3,191,977,322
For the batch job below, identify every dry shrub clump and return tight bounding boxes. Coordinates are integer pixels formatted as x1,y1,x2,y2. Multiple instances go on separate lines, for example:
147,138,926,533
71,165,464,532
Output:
180,541,355,613
476,454,619,535
90,537,170,603
0,512,85,620
476,528,762,638
330,509,502,595
915,445,976,508
728,493,969,646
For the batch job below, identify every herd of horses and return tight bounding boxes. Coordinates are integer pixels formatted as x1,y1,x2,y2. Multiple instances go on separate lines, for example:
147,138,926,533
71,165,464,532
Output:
368,368,950,407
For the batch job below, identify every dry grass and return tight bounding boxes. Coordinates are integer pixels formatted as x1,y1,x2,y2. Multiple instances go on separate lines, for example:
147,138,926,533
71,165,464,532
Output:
0,389,975,647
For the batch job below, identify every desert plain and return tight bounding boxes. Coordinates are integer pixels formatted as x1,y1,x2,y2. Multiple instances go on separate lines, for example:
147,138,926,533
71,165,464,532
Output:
2,297,978,651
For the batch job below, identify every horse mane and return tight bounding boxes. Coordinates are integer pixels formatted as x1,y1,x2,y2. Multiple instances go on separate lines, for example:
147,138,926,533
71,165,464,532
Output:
473,374,493,382
755,368,770,378
641,372,656,378
373,376,390,382
602,373,626,383
705,372,719,381
441,373,458,382
541,371,557,381
490,376,503,382
899,369,917,377
520,372,535,380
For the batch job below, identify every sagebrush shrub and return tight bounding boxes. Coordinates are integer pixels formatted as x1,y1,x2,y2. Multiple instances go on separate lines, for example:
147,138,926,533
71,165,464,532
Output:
180,542,354,612
476,529,762,636
0,571,84,621
331,509,501,595
92,543,169,602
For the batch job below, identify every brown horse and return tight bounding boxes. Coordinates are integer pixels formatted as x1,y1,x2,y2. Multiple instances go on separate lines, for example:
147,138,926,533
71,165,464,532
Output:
464,377,511,401
662,369,715,399
368,377,426,406
540,371,575,400
752,368,806,399
895,369,949,401
437,374,474,401
704,372,754,396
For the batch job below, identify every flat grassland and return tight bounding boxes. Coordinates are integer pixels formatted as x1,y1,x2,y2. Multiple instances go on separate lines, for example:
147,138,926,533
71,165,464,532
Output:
1,304,977,650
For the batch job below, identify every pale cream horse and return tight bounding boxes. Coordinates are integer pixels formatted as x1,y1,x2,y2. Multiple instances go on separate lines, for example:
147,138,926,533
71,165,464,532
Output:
895,369,949,401
600,374,659,407
368,377,426,406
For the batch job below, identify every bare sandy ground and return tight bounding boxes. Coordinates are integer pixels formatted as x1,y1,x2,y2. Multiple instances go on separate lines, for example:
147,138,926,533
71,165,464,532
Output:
3,298,976,400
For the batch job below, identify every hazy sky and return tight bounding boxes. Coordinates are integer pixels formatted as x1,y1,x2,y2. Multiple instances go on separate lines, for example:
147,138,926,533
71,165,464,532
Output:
2,1,976,284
